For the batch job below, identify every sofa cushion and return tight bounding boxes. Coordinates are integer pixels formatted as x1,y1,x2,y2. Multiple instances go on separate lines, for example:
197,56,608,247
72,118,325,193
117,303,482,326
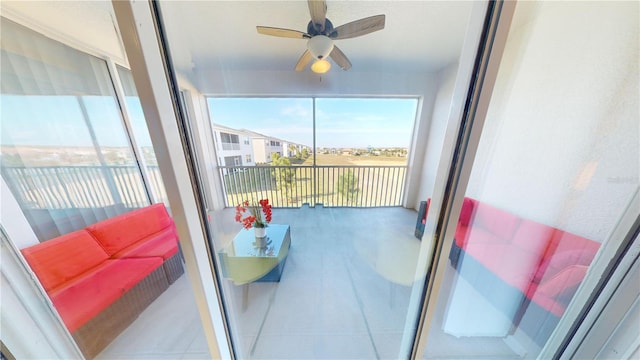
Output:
458,197,477,226
112,226,179,260
454,224,471,247
473,202,521,240
525,285,567,317
511,219,555,254
465,241,542,293
533,231,600,283
87,203,173,256
536,264,588,299
546,230,601,256
421,198,431,224
49,257,163,333
21,230,109,291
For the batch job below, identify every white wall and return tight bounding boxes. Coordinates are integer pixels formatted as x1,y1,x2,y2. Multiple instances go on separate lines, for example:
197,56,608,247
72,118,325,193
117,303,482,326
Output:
252,138,269,164
465,1,639,242
414,63,459,208
176,73,227,211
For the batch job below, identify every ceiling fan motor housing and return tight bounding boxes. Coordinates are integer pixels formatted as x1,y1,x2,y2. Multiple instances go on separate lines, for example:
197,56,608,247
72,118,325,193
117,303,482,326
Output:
307,18,334,36
307,35,334,59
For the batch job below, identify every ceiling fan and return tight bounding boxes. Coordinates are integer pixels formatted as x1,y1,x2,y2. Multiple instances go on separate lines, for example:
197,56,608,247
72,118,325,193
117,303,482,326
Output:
256,0,385,74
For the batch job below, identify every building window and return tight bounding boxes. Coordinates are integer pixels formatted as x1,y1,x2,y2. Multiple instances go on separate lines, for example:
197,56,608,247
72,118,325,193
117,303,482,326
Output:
244,137,250,145
220,132,240,150
223,156,242,167
245,155,252,163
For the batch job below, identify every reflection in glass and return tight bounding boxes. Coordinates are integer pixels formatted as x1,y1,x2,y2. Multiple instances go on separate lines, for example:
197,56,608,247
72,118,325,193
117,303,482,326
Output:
1,18,148,240
117,66,168,204
1,15,208,359
423,2,639,358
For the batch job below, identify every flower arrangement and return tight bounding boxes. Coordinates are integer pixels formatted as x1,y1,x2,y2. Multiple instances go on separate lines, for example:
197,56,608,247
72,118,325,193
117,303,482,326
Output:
235,199,272,229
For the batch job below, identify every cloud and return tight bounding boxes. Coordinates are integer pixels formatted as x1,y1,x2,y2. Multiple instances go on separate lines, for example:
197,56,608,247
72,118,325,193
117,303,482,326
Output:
281,104,311,118
316,128,408,134
254,126,313,135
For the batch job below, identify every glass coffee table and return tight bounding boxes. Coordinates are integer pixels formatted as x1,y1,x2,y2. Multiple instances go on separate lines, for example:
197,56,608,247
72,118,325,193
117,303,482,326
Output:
218,224,291,285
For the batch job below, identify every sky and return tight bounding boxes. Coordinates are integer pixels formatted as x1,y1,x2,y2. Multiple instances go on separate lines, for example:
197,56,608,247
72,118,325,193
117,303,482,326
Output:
207,97,418,148
1,95,135,147
1,95,418,150
2,95,156,148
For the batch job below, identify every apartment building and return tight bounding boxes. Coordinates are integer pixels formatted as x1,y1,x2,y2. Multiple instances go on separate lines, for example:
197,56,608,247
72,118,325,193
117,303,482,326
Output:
211,124,255,167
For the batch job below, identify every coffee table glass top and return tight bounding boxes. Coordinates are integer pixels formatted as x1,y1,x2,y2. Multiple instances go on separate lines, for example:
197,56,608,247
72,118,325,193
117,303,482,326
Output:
222,224,289,258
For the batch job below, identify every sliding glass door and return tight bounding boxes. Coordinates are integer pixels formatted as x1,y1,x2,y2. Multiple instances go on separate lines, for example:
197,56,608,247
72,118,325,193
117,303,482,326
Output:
1,18,148,240
154,1,481,358
1,6,208,358
421,1,639,358
104,1,638,359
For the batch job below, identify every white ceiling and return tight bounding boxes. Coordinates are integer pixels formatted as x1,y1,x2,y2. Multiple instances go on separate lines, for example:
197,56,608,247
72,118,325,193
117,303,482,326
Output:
160,1,475,75
1,1,126,64
1,1,477,93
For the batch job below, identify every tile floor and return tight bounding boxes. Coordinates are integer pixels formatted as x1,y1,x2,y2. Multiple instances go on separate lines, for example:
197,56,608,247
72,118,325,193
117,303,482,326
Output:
98,206,519,359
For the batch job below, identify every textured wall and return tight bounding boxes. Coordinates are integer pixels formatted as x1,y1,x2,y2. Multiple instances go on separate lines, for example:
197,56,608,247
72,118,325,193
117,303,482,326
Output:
416,63,458,207
466,1,639,242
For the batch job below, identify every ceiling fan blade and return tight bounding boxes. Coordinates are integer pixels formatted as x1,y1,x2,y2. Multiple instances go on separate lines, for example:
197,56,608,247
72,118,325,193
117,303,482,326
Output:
330,15,386,40
295,50,313,71
257,26,310,39
308,0,327,32
329,45,352,71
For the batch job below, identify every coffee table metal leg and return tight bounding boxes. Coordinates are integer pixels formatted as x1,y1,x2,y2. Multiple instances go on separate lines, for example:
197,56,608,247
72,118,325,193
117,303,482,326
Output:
243,284,249,311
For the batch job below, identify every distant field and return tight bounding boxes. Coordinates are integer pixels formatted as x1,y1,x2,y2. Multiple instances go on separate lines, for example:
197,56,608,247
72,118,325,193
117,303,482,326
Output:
302,154,407,166
222,153,408,208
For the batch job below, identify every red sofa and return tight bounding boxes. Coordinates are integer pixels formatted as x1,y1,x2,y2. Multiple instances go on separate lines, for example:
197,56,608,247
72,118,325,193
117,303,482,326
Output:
420,197,600,345
21,203,183,358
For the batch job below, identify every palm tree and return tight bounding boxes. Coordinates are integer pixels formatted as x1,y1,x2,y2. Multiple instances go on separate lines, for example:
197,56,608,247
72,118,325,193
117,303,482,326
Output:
288,144,297,158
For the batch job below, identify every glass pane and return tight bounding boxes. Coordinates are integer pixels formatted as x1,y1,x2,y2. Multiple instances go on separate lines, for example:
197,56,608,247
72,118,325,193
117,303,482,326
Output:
424,2,639,358
117,66,168,204
158,0,477,358
315,98,416,207
1,11,208,360
208,97,314,207
1,18,148,240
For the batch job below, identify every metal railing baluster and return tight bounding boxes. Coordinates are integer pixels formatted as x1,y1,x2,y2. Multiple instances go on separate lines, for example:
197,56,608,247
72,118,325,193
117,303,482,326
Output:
2,163,408,211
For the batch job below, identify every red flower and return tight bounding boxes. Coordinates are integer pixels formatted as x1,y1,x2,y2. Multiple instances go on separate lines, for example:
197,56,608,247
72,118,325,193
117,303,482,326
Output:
234,199,272,229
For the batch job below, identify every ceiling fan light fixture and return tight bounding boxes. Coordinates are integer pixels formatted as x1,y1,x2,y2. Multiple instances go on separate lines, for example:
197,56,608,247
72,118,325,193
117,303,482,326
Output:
307,35,334,59
311,59,331,74
256,0,386,73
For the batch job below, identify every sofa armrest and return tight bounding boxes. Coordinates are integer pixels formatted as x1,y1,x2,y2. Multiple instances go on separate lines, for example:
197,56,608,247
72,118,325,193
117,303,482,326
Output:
415,200,429,239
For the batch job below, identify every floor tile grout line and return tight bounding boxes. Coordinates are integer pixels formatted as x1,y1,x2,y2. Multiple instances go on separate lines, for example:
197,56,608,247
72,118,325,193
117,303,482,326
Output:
344,253,381,360
249,283,278,357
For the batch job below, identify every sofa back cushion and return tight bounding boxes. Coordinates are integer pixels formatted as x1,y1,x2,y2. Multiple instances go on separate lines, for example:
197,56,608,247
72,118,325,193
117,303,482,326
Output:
511,219,555,254
536,264,588,299
21,229,109,291
458,197,477,226
87,203,173,256
472,201,521,240
533,231,600,283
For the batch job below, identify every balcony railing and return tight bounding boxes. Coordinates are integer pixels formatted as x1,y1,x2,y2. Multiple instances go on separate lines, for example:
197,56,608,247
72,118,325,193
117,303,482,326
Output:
1,165,167,210
222,143,241,151
2,164,407,212
220,165,407,208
